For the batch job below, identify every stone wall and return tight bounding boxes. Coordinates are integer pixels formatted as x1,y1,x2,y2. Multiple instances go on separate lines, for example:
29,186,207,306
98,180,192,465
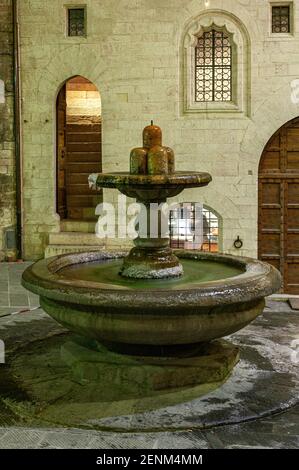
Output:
18,0,299,260
66,89,101,120
0,0,16,261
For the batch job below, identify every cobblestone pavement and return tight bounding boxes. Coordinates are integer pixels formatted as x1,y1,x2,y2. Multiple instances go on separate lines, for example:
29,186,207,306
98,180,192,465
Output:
0,262,298,449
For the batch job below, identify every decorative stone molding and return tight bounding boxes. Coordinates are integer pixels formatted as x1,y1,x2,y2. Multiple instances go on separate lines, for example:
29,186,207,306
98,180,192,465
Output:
182,10,251,116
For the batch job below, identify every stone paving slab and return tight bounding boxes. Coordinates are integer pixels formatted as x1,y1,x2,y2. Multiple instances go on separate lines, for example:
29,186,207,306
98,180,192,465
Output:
0,412,298,449
289,298,299,310
0,262,38,310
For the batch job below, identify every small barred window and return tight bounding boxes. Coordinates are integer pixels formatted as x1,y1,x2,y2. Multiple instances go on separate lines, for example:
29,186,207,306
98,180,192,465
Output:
195,29,232,102
68,8,85,37
169,204,220,253
272,6,290,33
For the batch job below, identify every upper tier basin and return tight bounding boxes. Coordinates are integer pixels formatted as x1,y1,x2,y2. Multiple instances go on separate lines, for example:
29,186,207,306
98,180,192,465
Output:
88,172,212,201
22,250,281,355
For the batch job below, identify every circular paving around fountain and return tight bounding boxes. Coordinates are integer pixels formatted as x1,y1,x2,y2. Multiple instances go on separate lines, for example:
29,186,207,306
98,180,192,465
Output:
0,308,298,432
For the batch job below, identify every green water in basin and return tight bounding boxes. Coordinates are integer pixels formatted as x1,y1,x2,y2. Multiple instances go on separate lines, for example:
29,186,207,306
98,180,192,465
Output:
60,259,244,290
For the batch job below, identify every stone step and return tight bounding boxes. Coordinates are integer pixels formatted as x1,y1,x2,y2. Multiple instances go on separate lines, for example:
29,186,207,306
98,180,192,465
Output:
49,232,104,246
45,245,104,259
60,220,96,233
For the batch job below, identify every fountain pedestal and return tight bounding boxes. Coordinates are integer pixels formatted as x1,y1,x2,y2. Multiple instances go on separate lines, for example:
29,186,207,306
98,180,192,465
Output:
121,200,183,279
61,337,240,391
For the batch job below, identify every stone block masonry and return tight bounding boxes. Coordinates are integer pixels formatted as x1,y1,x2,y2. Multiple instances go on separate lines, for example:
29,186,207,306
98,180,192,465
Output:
0,0,16,261
13,0,299,259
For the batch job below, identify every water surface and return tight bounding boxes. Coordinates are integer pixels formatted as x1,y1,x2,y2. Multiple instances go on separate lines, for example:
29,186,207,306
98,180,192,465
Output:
60,259,244,290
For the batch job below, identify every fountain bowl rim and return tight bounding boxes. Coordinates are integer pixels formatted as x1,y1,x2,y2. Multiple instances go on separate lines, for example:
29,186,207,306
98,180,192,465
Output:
88,172,212,189
22,250,281,309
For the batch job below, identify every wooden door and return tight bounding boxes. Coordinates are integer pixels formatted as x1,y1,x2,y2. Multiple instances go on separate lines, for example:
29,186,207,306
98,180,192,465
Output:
56,84,67,219
66,121,102,220
259,117,299,294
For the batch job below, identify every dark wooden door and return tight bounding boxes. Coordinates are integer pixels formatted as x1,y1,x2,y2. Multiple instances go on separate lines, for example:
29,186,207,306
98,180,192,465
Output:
66,122,102,220
259,117,299,294
56,84,67,219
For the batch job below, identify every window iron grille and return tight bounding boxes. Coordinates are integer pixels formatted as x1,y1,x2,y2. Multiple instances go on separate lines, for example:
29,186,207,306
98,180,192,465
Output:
68,8,85,37
272,6,290,33
195,29,232,102
169,204,219,253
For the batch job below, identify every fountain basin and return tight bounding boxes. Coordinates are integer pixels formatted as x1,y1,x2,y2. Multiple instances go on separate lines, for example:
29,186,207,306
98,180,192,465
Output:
22,250,281,355
88,172,212,201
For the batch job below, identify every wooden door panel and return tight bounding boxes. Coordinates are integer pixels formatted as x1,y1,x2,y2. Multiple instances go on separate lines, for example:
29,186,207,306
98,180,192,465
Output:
67,142,100,153
259,234,280,256
68,173,96,185
67,132,101,143
287,152,299,170
286,128,299,150
260,208,281,230
67,152,100,163
67,195,99,207
65,122,102,221
287,209,299,229
285,263,299,294
260,182,281,204
66,162,101,173
287,182,299,203
66,124,101,133
286,234,299,255
67,184,97,195
259,151,280,172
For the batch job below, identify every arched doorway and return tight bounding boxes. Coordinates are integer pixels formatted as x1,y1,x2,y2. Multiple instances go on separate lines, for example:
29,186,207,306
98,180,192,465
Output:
259,117,299,294
169,203,221,252
56,76,102,221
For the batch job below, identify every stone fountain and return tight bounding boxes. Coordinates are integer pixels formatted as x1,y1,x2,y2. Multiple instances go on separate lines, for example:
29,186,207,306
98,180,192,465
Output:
22,123,281,392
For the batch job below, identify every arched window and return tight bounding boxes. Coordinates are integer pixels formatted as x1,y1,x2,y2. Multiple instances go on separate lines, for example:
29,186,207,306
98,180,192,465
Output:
169,203,220,253
182,12,250,116
195,29,232,102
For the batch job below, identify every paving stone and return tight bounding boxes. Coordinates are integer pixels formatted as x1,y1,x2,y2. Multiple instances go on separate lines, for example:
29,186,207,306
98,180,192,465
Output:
203,427,299,450
39,431,94,449
28,294,40,308
0,429,45,449
0,308,21,318
0,294,9,307
265,300,293,313
9,293,29,308
87,431,211,450
289,298,299,310
10,286,29,294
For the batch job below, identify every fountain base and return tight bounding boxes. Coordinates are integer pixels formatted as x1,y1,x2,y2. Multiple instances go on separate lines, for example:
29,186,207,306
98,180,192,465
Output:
61,337,240,390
